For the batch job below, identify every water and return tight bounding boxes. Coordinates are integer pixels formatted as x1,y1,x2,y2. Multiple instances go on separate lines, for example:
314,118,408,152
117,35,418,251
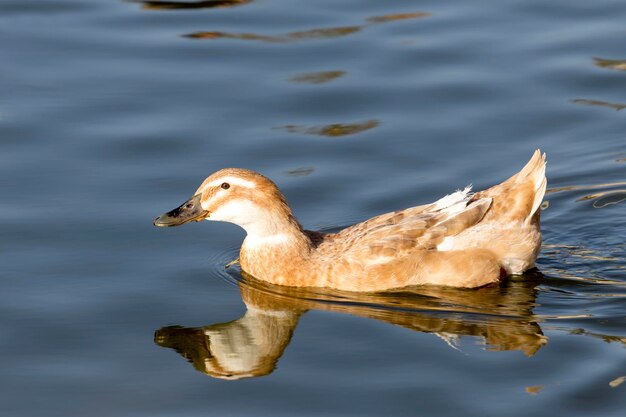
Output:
1,0,625,415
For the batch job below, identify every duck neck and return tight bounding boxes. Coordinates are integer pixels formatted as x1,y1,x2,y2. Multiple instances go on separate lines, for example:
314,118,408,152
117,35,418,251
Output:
236,197,318,286
242,214,311,252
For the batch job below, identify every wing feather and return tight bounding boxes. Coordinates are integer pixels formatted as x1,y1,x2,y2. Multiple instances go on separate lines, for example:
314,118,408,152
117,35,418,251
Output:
316,197,492,264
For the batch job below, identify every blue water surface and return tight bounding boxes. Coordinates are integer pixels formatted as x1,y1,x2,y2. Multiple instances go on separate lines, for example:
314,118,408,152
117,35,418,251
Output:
1,0,625,416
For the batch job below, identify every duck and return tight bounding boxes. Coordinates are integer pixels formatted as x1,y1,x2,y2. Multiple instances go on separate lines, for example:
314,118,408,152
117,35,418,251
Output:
154,150,547,291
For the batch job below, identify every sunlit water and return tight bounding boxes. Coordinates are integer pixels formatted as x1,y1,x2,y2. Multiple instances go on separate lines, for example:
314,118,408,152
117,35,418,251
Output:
1,0,625,416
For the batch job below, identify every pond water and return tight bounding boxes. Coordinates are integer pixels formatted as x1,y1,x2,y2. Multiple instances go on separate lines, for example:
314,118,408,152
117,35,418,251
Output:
1,0,625,416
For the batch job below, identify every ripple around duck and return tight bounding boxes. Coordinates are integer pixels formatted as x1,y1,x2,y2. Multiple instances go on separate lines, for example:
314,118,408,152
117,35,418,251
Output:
223,266,535,313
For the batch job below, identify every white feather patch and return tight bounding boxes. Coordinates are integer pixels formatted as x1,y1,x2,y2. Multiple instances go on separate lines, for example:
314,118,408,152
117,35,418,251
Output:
436,236,456,251
207,176,256,189
432,185,472,215
244,234,291,248
206,199,257,224
207,199,294,245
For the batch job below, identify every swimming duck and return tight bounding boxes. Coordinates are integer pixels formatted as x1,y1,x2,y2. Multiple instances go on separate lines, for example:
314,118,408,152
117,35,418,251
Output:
154,150,547,291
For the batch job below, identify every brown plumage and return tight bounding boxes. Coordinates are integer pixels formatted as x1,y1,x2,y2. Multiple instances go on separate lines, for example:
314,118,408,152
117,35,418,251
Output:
154,150,547,291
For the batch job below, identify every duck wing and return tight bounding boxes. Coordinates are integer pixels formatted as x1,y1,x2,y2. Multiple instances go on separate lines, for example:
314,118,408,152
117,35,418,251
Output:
319,189,492,263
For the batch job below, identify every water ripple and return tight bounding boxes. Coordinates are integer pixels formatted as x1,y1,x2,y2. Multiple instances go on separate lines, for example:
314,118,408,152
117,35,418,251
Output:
570,98,626,111
183,10,430,42
277,119,380,137
290,70,346,84
546,181,626,208
129,0,251,10
184,26,363,42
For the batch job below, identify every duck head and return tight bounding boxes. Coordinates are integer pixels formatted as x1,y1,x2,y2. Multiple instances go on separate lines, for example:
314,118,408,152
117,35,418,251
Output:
153,168,300,237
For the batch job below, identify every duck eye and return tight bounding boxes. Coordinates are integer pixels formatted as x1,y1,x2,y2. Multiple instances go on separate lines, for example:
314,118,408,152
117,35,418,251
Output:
221,182,230,190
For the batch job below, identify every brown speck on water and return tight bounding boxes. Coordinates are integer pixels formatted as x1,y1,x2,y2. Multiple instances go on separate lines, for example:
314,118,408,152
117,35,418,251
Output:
525,385,544,395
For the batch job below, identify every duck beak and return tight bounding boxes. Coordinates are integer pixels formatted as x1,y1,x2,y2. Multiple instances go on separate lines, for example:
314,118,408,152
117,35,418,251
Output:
153,194,209,227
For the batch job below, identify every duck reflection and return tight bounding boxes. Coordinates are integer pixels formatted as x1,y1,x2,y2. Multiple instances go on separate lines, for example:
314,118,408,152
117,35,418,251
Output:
155,272,547,380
